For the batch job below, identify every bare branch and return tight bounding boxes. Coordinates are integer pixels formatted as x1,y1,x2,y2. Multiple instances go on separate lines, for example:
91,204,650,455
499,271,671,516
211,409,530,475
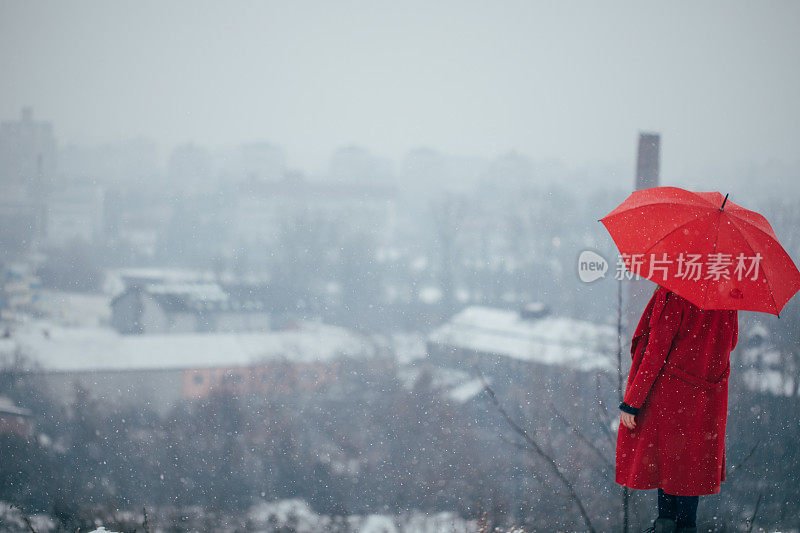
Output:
480,377,596,533
10,505,37,533
745,493,762,533
594,407,616,446
729,443,760,477
549,402,613,471
593,375,617,446
499,433,528,452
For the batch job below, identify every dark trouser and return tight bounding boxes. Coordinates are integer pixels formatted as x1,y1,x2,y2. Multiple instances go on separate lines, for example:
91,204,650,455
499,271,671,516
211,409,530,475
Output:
658,488,699,527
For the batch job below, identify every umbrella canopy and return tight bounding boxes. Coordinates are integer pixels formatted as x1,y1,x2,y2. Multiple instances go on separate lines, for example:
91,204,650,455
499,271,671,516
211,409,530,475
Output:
600,186,800,315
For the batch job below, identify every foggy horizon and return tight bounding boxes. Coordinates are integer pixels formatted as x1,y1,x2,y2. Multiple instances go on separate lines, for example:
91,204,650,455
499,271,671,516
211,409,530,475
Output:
2,1,800,176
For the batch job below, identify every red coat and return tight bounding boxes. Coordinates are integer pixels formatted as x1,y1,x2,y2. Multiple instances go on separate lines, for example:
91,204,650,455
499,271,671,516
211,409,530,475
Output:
615,286,738,496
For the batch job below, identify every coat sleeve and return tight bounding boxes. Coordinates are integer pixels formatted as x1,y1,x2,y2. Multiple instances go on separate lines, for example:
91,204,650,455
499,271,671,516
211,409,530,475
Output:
622,290,684,410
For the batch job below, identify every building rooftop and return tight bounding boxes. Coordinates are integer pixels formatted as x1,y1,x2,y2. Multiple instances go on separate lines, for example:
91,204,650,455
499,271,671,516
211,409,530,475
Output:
1,320,379,373
0,396,32,417
427,305,615,371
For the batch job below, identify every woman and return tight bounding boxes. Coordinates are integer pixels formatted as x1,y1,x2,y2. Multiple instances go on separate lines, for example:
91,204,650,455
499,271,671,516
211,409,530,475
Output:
616,285,738,533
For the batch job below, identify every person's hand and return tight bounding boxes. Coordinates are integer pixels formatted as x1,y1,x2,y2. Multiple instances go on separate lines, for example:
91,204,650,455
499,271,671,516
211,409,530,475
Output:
620,411,636,430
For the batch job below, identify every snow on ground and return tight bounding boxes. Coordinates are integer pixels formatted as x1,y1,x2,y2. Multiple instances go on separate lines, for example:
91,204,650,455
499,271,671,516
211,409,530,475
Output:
102,267,219,297
739,341,798,397
145,282,228,302
0,503,56,533
249,498,476,532
1,499,477,533
448,378,488,404
359,514,400,532
391,333,427,364
742,368,796,396
249,499,324,531
417,286,443,304
0,319,378,372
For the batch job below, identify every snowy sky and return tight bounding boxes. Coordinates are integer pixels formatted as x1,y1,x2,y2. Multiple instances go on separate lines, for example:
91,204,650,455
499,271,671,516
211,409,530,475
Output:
1,0,799,174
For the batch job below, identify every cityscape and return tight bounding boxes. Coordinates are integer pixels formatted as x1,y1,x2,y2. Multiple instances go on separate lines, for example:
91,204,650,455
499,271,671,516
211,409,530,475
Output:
2,2,800,532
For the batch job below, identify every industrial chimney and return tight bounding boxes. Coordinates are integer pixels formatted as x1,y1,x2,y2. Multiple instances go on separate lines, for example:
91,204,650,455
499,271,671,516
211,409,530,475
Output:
625,133,661,340
635,133,660,190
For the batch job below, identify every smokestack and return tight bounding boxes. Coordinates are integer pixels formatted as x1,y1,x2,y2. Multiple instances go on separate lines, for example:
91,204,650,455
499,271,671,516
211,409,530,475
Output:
635,133,660,190
625,133,661,340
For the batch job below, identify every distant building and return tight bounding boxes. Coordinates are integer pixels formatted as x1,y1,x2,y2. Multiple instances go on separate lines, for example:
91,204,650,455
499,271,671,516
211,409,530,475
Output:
45,180,105,247
427,305,617,425
484,151,538,187
110,281,271,335
400,147,486,196
59,138,160,187
0,107,57,251
0,107,56,201
3,321,389,412
234,174,398,248
101,190,174,258
329,145,393,183
426,305,615,377
168,142,214,193
0,264,42,323
237,142,287,181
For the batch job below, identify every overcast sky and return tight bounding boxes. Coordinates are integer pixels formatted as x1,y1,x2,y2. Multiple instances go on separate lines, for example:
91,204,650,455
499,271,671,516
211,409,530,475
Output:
1,1,799,175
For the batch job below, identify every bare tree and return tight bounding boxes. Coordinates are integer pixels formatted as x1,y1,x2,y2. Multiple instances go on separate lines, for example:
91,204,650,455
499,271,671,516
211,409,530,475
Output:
481,378,597,533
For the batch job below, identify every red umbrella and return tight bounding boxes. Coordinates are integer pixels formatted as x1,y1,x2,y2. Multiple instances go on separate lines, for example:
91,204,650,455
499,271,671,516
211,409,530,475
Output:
600,186,800,315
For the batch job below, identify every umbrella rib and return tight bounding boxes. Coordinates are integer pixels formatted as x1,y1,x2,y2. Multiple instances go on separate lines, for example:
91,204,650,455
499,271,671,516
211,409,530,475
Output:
726,217,780,315
722,210,779,242
685,190,726,209
638,210,718,257
701,215,722,309
630,210,719,309
644,190,724,210
611,194,771,239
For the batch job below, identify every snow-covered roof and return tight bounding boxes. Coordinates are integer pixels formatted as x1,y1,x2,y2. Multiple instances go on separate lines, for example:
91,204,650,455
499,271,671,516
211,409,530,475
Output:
427,305,615,371
147,282,228,302
111,279,274,314
0,396,32,417
448,378,488,404
390,333,427,364
1,320,378,372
